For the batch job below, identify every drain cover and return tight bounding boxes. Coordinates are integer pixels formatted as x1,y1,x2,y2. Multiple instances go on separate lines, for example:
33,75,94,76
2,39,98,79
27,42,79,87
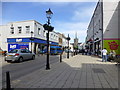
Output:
92,68,106,73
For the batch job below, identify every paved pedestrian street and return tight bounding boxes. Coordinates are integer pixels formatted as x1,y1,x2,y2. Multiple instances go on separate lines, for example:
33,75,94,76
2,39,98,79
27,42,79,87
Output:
10,55,118,89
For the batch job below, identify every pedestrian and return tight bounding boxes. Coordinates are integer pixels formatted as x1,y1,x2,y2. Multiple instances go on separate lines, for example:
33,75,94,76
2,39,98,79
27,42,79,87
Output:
101,48,108,62
85,49,87,55
37,48,40,56
108,50,116,62
88,50,91,55
82,49,84,55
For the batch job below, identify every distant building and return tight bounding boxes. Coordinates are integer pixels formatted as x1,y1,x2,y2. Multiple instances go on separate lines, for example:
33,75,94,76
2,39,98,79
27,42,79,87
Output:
61,34,68,49
74,32,78,49
57,32,63,46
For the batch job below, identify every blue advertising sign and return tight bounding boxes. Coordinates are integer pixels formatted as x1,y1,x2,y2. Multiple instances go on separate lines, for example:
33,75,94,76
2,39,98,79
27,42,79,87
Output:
7,38,58,45
8,43,29,51
8,44,18,51
7,38,30,43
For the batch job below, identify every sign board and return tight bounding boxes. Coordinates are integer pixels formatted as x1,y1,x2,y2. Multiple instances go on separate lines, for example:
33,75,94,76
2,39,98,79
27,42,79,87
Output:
8,43,29,51
104,39,120,55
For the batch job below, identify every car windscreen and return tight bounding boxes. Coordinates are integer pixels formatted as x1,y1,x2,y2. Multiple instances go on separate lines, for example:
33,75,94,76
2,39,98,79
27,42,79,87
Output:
9,49,18,53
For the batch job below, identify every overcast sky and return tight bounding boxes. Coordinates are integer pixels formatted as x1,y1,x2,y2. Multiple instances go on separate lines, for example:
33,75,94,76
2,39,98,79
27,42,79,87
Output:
1,1,97,43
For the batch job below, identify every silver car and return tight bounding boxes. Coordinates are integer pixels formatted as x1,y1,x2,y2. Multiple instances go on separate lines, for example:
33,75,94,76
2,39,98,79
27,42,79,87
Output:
5,49,35,63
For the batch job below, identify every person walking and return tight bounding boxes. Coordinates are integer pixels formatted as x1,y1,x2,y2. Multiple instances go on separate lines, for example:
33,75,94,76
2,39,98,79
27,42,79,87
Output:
101,48,108,62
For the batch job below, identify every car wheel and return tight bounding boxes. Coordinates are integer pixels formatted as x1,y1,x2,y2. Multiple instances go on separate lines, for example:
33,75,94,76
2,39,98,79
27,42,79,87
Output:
32,55,35,60
19,57,23,62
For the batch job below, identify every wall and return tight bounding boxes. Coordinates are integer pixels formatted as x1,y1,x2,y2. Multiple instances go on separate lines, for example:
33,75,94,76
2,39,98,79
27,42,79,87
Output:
103,1,118,38
0,20,59,51
7,20,35,38
0,25,8,50
103,1,120,55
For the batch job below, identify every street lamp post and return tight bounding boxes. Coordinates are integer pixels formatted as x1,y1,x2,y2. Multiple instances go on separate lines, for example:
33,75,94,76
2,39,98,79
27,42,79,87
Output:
43,8,54,70
30,31,33,52
66,34,70,59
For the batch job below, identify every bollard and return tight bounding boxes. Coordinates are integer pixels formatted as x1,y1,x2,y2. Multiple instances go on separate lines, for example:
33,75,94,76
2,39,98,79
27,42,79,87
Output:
74,52,75,56
60,54,62,62
6,71,11,90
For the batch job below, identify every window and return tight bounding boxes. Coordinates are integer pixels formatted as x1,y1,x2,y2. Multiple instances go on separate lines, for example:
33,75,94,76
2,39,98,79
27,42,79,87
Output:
9,49,18,53
51,34,53,38
10,27,14,34
43,30,46,37
26,49,30,53
99,20,100,29
21,49,27,53
26,26,30,33
18,27,22,33
38,28,41,35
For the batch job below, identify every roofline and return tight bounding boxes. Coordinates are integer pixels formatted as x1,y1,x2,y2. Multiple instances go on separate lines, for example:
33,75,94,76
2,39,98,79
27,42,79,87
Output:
8,20,43,25
87,0,100,29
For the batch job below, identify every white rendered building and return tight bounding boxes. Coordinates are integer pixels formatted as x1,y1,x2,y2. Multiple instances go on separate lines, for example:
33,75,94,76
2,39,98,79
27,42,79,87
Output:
0,20,59,53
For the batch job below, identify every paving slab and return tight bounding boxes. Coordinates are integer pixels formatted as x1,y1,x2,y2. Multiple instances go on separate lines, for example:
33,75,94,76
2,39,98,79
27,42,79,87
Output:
4,54,118,89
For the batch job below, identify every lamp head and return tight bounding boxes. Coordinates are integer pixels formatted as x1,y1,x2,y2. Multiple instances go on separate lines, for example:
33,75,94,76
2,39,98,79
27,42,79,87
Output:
46,8,53,19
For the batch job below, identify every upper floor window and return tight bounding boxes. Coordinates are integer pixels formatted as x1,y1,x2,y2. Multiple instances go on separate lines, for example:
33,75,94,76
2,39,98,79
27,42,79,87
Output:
26,26,30,33
18,27,22,34
51,34,53,38
99,20,100,29
43,30,46,37
38,28,41,35
56,36,58,39
10,27,14,34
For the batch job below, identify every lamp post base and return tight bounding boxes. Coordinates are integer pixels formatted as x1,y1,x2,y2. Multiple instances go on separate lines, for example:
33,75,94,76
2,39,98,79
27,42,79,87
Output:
67,53,69,59
46,54,50,70
46,67,50,70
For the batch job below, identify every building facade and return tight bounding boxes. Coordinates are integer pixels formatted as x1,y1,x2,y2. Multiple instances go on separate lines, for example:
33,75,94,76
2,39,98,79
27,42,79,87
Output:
0,20,60,53
86,0,120,56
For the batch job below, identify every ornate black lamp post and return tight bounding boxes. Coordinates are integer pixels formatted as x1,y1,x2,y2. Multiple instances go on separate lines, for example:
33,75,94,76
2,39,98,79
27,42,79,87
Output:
43,8,54,70
30,31,33,52
66,34,70,59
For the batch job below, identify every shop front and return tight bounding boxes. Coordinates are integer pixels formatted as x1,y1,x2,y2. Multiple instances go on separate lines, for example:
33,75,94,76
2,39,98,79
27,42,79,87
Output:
7,38,30,52
7,38,59,54
94,38,101,56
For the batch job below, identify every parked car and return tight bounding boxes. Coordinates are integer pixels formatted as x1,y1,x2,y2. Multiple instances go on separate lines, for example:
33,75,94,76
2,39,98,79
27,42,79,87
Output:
0,49,6,55
5,49,35,63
